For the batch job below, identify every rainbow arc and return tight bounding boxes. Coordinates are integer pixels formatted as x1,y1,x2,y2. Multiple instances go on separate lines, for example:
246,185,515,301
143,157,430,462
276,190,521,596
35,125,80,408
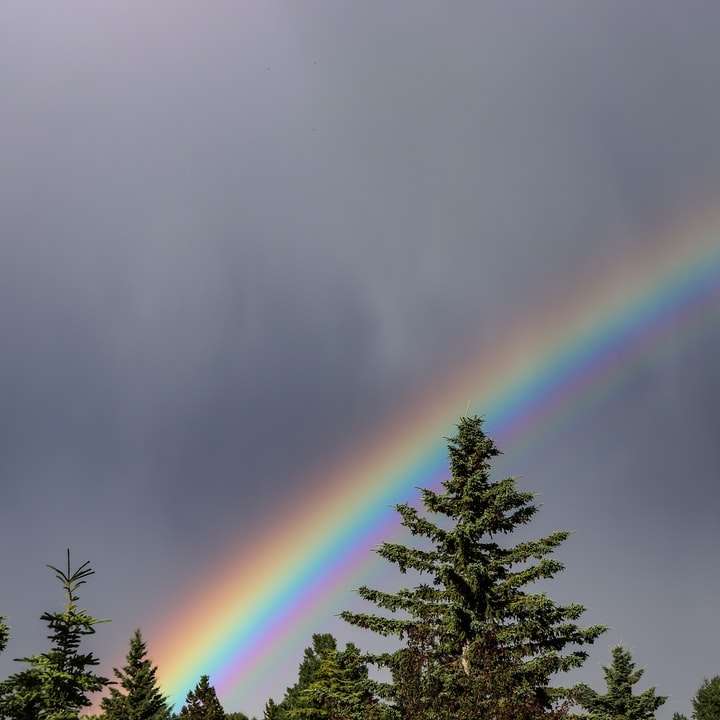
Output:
152,209,720,708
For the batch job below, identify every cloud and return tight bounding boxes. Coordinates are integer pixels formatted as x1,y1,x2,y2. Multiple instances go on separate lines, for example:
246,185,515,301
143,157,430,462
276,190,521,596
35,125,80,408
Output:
1,1,720,716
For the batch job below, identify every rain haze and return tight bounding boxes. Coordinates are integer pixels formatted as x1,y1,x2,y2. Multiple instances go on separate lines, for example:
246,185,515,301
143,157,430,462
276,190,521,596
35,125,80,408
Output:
1,2,719,718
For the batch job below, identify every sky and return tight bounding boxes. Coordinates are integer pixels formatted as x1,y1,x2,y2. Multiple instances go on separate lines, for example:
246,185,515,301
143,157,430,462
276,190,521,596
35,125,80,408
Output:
1,1,719,718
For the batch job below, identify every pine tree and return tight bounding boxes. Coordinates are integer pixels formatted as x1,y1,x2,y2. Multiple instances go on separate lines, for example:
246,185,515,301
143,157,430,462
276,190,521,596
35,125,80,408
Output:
575,646,666,719
101,629,171,720
693,677,720,720
0,550,110,720
275,634,391,720
179,676,225,720
673,713,689,720
342,415,605,719
281,635,337,715
263,699,281,720
287,642,385,720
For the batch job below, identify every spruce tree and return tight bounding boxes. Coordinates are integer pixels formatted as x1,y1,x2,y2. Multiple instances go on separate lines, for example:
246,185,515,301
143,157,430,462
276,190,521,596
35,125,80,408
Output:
101,629,170,720
575,646,666,719
263,699,281,720
281,635,337,715
342,415,605,719
287,641,385,720
693,677,720,720
178,676,225,720
274,634,391,720
0,550,110,720
272,633,337,720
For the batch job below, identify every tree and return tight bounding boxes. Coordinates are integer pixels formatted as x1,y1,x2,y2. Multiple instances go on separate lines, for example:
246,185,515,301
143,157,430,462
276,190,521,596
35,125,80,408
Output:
693,677,720,720
0,550,110,720
287,641,385,720
101,629,170,720
263,699,281,720
178,676,225,720
575,646,666,719
272,634,390,720
282,635,338,713
342,415,605,719
673,714,689,720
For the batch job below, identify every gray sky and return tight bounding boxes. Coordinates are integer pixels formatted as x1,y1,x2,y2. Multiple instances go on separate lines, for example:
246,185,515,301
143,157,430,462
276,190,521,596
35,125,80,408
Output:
1,2,719,717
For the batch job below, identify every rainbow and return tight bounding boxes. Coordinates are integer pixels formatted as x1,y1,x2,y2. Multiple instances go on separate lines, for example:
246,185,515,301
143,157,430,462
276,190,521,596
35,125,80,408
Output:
152,208,720,710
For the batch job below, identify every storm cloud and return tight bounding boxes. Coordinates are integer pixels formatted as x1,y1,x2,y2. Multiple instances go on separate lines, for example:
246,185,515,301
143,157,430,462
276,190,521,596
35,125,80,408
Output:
1,2,719,717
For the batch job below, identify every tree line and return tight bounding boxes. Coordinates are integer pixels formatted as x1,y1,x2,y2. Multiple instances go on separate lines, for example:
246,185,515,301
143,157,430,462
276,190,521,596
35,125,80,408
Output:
0,416,716,719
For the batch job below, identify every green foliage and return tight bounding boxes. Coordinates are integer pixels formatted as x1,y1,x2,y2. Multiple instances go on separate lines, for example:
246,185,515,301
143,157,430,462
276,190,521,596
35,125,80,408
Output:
0,667,43,720
226,712,255,720
387,628,571,720
178,676,225,720
673,713,689,720
342,415,605,719
693,677,720,720
263,699,281,720
287,641,385,720
0,617,8,655
101,629,170,720
280,634,336,713
574,646,666,720
0,550,110,720
271,635,389,720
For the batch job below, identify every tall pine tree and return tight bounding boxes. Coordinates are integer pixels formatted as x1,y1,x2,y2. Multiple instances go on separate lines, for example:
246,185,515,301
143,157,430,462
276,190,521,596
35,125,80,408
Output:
179,676,225,720
692,677,720,720
101,629,170,720
342,415,605,719
575,646,666,720
0,550,110,720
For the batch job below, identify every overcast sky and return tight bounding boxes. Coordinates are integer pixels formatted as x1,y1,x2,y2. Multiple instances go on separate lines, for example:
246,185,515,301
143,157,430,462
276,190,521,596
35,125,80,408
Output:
1,2,720,717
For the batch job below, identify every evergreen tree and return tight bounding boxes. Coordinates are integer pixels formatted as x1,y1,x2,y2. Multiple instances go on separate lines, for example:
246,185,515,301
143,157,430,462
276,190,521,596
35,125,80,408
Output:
575,646,666,720
179,676,225,720
275,635,390,720
281,635,337,715
0,550,110,720
693,677,720,720
263,699,281,720
287,642,385,720
342,415,605,719
101,629,170,720
673,714,689,720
